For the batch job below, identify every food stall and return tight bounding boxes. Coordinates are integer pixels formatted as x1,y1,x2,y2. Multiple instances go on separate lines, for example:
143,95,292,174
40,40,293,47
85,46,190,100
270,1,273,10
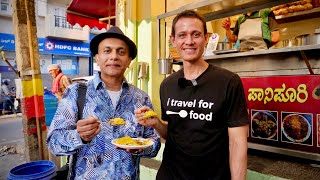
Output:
157,0,320,160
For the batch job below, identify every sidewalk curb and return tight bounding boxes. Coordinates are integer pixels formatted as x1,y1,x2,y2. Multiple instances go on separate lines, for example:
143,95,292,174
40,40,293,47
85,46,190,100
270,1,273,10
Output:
0,113,22,119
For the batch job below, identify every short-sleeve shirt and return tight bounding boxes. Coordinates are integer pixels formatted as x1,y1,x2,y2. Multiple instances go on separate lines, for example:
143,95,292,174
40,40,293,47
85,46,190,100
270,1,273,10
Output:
157,65,249,180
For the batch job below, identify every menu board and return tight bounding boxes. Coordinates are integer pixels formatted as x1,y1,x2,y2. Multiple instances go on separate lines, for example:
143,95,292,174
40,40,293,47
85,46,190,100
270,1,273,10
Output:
241,75,320,154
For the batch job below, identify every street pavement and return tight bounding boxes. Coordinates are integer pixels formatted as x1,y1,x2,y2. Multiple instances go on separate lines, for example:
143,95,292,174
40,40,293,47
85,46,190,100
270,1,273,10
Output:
0,114,319,180
247,149,320,180
0,113,26,179
0,114,23,146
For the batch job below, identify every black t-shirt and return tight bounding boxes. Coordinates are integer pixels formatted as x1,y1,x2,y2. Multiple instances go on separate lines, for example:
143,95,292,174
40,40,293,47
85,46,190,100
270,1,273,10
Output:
157,65,249,180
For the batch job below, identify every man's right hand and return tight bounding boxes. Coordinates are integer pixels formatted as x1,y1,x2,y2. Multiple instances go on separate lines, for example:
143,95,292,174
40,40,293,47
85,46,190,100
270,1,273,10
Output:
134,106,159,128
77,116,101,143
135,106,168,140
222,17,231,30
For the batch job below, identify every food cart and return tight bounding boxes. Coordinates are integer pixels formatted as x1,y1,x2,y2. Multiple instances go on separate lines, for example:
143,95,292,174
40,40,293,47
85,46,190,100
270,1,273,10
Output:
157,0,320,161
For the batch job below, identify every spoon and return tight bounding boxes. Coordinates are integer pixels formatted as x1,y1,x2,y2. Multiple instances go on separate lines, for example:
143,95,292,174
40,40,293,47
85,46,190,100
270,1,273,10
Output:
166,110,188,118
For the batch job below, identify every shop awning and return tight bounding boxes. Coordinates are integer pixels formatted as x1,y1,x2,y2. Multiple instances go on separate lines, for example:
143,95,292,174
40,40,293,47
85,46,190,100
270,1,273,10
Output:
66,0,116,30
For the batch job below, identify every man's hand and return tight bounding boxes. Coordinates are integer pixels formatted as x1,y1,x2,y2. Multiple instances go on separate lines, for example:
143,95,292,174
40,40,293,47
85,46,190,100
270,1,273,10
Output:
77,116,101,143
135,106,168,139
222,17,231,30
134,106,159,128
115,146,144,154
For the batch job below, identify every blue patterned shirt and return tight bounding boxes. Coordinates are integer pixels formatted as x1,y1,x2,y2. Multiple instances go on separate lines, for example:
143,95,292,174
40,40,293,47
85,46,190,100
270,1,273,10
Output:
47,74,161,180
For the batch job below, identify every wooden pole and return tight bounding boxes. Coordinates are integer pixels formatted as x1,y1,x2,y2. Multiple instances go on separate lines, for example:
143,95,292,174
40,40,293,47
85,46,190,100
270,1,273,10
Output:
25,0,43,160
12,0,47,161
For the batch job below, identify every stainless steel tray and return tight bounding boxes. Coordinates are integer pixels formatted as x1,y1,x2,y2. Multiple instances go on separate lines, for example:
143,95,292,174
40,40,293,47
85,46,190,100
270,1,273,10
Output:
212,48,240,55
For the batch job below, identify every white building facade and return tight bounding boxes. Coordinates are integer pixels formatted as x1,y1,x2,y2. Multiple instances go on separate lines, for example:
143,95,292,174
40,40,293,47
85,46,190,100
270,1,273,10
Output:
0,0,105,88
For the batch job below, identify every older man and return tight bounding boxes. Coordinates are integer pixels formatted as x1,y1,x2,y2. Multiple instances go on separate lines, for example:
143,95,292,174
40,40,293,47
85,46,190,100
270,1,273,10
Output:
47,64,71,102
47,26,160,179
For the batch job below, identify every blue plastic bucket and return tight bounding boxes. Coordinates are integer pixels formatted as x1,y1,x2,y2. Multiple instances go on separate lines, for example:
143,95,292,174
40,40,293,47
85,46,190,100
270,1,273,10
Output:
7,160,57,180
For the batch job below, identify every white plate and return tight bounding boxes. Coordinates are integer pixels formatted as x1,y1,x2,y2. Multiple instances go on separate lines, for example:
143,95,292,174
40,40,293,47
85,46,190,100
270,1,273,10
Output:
111,137,154,149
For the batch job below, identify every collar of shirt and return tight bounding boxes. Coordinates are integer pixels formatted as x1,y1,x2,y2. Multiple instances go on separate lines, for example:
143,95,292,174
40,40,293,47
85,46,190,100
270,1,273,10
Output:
92,72,129,91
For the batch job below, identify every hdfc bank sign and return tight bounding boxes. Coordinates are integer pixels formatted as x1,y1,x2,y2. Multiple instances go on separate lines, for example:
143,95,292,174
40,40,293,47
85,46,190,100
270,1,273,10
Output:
0,33,90,56
40,38,90,56
45,41,72,51
45,41,54,50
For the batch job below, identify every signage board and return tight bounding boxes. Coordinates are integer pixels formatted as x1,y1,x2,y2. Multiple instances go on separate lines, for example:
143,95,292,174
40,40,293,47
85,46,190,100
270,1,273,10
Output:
0,33,90,57
241,75,320,154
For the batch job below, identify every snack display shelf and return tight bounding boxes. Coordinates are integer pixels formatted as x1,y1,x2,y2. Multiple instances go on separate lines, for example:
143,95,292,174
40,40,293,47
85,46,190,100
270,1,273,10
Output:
275,7,320,23
203,44,320,60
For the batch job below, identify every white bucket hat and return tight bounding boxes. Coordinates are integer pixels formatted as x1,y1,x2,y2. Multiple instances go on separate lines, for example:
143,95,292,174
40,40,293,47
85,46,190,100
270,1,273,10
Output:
47,64,61,71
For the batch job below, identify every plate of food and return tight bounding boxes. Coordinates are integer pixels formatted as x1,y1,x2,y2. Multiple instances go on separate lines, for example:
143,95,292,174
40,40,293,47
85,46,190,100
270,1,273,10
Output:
282,114,311,143
112,136,154,149
251,111,277,139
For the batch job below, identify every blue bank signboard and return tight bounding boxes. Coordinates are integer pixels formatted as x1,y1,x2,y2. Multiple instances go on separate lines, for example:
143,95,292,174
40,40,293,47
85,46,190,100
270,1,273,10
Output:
0,33,90,56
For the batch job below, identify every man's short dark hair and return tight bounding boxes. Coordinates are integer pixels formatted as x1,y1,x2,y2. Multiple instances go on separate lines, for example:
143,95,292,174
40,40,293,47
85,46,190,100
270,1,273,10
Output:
171,10,207,37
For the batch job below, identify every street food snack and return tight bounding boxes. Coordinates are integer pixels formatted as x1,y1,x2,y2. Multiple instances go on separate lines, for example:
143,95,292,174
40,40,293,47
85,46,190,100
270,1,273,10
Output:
272,0,313,16
282,114,310,142
252,111,277,139
114,136,142,146
109,117,126,126
143,110,158,119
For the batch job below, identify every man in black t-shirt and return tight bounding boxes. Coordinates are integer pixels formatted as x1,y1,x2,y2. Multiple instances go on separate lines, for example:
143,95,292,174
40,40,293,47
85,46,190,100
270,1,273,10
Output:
135,10,249,180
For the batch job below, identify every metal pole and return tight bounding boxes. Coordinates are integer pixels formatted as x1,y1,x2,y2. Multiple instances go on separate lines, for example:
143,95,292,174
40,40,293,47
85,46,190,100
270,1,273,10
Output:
0,49,20,77
108,0,111,28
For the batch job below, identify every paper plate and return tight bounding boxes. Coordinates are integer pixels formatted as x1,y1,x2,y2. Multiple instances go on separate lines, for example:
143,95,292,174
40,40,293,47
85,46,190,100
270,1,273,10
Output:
111,137,154,149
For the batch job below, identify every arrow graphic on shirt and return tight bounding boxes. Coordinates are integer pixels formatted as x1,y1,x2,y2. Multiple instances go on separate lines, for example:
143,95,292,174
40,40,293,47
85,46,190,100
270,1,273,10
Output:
166,110,188,118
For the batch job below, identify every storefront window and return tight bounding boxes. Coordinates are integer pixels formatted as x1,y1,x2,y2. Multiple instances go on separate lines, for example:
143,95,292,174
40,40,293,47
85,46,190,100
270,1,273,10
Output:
52,55,78,75
0,0,9,12
40,54,53,74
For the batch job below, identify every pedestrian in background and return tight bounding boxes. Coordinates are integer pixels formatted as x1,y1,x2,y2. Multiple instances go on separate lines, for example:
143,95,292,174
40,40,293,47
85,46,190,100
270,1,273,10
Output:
47,64,71,167
10,87,21,113
135,10,249,180
1,79,16,115
47,64,71,102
